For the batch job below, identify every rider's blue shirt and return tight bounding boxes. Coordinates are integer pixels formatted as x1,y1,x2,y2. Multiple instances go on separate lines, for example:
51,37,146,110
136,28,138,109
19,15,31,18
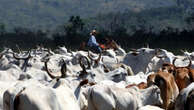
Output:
87,35,99,47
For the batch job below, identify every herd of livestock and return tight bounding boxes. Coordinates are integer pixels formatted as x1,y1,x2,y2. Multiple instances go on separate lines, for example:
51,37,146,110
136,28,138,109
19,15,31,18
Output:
0,45,193,110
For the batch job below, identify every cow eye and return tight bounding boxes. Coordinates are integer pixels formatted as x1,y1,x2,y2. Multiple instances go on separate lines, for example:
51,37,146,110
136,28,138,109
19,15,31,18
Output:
92,74,96,77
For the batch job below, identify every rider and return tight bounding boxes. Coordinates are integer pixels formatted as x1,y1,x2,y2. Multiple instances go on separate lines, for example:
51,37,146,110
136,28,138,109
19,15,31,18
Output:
87,30,102,53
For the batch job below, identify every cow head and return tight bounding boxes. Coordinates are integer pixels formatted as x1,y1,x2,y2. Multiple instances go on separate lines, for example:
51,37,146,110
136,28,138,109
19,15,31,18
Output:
87,51,101,67
172,57,194,91
79,56,91,77
174,67,192,91
161,63,175,74
140,85,163,106
147,73,156,87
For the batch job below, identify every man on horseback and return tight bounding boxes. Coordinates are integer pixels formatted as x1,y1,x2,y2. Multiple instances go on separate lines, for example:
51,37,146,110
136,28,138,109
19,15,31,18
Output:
87,30,102,53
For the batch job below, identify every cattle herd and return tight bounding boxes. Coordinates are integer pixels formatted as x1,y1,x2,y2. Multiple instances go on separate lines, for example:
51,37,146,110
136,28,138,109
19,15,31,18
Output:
0,46,193,110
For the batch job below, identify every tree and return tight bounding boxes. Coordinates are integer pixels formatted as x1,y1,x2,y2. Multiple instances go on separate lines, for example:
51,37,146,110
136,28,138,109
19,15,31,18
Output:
64,16,85,45
65,16,85,36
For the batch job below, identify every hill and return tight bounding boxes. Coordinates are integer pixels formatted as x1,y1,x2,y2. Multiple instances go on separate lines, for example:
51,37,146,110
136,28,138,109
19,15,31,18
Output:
0,0,177,30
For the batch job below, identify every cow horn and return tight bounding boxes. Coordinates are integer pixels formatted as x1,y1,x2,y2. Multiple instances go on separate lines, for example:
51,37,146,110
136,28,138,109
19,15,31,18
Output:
60,59,67,78
103,64,110,73
96,52,102,64
173,57,192,68
16,44,23,54
44,58,56,79
172,57,178,67
13,50,32,61
48,48,54,55
88,51,94,61
79,56,91,73
186,57,192,68
44,58,67,79
88,51,101,65
0,54,3,59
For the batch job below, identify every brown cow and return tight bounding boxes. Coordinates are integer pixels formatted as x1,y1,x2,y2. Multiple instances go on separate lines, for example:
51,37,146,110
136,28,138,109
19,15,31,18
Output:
154,71,179,110
161,58,194,91
174,67,194,91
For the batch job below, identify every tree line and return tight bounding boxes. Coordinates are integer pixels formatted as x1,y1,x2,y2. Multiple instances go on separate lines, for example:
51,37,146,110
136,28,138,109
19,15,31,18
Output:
0,13,193,54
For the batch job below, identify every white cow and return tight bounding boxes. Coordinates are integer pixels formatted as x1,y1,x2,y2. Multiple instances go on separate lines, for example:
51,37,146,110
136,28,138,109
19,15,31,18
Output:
148,49,175,72
123,48,159,74
123,48,175,74
88,84,162,110
3,80,80,110
50,78,90,110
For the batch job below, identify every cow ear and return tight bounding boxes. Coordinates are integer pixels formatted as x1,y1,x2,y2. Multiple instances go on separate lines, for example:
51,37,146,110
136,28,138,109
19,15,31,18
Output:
155,76,165,87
